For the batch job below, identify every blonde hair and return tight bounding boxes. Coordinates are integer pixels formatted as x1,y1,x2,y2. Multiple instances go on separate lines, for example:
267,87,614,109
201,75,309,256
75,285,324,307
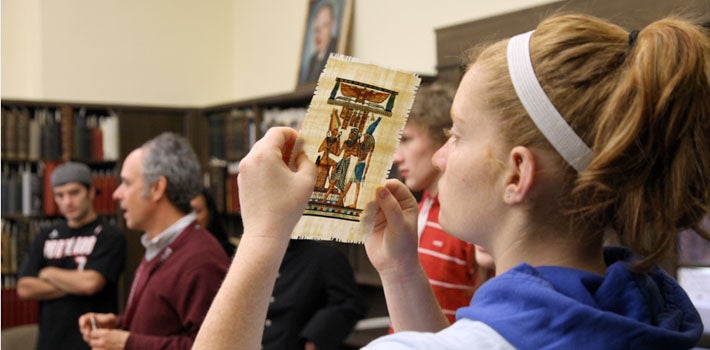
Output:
468,14,709,271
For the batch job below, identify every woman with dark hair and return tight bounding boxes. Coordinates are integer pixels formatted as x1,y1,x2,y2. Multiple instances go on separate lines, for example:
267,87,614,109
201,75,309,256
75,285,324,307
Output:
191,189,236,258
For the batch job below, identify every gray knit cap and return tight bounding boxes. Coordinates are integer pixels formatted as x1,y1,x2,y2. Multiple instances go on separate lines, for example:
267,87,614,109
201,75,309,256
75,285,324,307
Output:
51,162,93,188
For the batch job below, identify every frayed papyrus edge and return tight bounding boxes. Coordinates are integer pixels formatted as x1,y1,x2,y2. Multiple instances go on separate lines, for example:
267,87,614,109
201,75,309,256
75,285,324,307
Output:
292,53,421,244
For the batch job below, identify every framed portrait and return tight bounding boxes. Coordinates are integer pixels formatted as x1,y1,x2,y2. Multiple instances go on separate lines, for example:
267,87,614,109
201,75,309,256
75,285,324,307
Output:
297,0,353,88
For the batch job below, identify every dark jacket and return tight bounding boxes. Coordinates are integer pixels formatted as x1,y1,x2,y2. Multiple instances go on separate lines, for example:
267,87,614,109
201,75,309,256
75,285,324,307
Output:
262,239,367,350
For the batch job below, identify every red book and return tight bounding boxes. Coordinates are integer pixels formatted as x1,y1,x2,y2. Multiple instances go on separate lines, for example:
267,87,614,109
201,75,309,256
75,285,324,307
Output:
42,161,61,216
106,174,117,213
229,173,240,213
60,106,73,161
91,127,103,161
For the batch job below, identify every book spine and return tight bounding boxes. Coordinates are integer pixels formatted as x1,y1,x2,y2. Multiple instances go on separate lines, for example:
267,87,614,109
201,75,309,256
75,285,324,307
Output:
80,116,91,160
16,109,29,159
44,112,61,161
227,162,240,214
1,109,7,158
209,165,226,213
1,169,9,214
61,106,74,161
101,114,120,161
1,220,10,274
28,118,41,160
21,167,32,215
7,172,21,215
52,111,63,160
39,110,50,160
91,121,104,161
43,162,61,216
208,114,226,160
5,109,17,159
73,113,83,160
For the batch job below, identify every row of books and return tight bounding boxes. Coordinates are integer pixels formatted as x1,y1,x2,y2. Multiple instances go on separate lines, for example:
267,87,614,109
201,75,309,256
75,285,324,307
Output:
261,107,306,134
207,107,307,162
1,106,120,161
206,162,241,214
0,218,62,275
205,107,307,217
208,109,258,161
1,162,118,217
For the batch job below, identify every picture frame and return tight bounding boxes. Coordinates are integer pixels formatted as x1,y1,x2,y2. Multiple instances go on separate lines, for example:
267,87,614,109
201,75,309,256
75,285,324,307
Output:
296,0,353,88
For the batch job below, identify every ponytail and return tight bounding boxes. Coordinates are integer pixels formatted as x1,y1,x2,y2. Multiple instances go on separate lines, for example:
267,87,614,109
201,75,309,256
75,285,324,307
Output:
576,17,710,270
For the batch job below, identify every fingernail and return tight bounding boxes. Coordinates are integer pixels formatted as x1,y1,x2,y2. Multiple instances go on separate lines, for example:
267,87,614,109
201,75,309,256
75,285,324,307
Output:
378,188,388,199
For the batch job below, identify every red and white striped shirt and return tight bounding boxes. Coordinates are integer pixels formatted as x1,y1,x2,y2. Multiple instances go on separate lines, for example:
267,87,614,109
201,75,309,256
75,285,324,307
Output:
418,191,481,323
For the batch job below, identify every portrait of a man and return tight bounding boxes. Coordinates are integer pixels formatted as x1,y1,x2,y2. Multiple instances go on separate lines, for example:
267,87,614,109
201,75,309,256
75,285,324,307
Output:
298,0,352,86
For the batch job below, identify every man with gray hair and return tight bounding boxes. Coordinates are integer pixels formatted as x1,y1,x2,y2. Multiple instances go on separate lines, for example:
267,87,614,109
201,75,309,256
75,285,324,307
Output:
78,132,230,349
17,161,126,350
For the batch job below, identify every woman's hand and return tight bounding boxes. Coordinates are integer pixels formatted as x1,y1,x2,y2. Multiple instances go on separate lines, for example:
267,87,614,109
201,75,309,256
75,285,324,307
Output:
364,180,449,332
365,179,420,277
237,127,316,238
195,128,317,350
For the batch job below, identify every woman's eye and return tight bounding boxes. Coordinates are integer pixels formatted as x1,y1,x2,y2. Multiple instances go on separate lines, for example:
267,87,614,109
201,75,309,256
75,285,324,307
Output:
444,128,457,144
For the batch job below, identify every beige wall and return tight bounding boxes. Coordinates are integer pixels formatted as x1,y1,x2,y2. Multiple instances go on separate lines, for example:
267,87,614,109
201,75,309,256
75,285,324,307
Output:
2,0,559,107
2,0,42,98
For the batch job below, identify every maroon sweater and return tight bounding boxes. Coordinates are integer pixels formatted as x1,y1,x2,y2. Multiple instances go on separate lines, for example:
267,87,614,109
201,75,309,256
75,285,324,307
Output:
120,222,229,349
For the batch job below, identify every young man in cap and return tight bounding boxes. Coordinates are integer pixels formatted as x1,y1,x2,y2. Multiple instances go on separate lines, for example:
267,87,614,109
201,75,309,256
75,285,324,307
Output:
17,161,126,350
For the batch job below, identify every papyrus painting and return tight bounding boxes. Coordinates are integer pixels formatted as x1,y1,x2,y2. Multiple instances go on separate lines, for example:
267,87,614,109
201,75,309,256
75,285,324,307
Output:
292,54,421,243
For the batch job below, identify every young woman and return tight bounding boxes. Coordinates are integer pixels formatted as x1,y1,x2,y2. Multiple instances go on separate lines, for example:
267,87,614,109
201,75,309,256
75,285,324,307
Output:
191,189,237,258
194,14,709,349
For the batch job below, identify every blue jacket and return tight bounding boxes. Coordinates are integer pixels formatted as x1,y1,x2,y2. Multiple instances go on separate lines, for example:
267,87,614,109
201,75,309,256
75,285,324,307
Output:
457,246,703,349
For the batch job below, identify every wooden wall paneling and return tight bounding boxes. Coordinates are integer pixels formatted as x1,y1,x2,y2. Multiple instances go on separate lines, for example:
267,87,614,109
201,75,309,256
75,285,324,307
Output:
183,109,210,170
435,0,709,84
116,109,187,158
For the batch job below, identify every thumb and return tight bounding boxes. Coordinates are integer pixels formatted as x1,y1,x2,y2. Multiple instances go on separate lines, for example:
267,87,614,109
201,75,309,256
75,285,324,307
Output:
294,152,317,183
375,186,407,231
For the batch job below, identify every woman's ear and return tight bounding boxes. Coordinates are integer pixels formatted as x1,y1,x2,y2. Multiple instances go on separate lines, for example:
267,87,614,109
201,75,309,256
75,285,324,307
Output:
150,176,168,201
503,146,535,204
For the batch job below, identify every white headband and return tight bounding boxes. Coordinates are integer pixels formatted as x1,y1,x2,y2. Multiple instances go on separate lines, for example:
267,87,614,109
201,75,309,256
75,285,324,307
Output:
507,31,592,172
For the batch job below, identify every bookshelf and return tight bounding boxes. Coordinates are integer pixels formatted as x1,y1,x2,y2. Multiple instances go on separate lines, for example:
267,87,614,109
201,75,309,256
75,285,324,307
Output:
0,80,432,341
0,99,195,329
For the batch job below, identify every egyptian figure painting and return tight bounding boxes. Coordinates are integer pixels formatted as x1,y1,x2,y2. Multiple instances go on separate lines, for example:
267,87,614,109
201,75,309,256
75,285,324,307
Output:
292,54,420,243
